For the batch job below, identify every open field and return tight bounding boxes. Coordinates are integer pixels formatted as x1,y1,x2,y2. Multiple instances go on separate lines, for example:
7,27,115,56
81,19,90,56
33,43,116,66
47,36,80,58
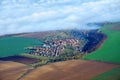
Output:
0,61,31,80
0,36,43,57
22,60,119,80
92,67,120,80
83,23,120,63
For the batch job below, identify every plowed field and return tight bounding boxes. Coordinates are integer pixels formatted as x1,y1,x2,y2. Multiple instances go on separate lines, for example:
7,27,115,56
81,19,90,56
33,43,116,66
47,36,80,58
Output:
0,61,31,80
23,60,119,80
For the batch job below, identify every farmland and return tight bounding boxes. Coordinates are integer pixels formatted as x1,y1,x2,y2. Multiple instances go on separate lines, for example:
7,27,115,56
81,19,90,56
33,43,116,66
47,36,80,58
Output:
0,23,120,80
83,23,120,63
0,36,43,57
92,67,120,80
22,60,119,80
0,61,32,80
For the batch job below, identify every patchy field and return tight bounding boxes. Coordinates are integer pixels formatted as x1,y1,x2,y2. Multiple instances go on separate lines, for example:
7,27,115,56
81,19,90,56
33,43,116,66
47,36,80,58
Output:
23,60,119,80
0,61,31,80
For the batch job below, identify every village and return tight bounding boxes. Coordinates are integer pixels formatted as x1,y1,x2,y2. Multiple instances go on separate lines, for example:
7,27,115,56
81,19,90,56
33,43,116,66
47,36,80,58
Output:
27,38,82,57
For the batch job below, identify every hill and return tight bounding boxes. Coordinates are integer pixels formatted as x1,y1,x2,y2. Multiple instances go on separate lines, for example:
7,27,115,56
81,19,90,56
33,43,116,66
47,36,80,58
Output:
83,23,120,63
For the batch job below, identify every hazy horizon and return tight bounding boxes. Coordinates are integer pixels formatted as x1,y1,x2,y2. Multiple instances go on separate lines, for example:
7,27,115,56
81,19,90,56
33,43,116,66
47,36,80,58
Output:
0,0,120,35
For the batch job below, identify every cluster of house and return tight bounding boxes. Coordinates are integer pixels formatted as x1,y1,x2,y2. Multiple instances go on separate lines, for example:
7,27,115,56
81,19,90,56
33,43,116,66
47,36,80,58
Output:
27,38,81,56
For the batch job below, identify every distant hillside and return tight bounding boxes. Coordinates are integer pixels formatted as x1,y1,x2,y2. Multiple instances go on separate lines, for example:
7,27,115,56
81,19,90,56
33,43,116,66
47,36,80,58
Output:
83,23,120,63
15,30,69,40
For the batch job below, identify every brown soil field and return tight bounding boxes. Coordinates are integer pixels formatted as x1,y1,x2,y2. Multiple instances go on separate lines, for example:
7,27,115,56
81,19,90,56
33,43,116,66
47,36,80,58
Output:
0,56,41,64
0,61,31,80
17,31,58,39
109,25,120,30
23,60,119,80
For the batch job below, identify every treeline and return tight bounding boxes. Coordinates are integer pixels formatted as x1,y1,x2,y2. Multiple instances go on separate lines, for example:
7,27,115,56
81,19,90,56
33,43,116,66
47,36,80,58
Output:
82,32,107,53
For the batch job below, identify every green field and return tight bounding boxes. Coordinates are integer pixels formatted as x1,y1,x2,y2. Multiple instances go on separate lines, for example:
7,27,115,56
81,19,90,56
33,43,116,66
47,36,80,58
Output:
92,67,120,80
0,36,43,57
83,23,120,63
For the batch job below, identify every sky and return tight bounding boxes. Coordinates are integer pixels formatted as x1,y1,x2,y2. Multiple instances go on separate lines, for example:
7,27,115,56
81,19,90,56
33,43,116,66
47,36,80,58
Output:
0,0,120,35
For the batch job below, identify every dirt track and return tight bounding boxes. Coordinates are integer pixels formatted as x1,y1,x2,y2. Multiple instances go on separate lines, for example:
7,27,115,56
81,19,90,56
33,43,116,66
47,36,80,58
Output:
0,61,31,80
23,60,119,80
